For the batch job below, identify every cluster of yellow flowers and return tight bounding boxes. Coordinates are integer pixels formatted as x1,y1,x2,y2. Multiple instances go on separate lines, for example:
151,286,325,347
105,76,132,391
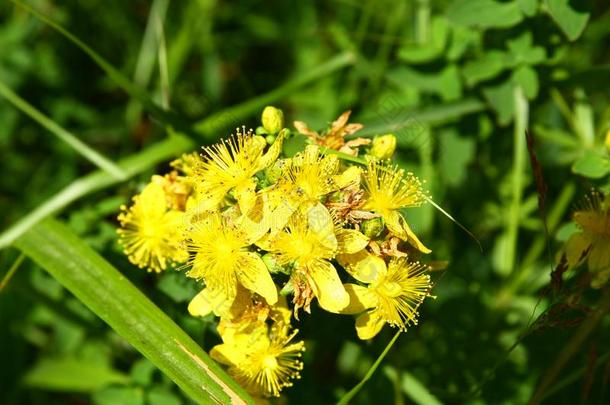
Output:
117,107,435,399
561,191,610,288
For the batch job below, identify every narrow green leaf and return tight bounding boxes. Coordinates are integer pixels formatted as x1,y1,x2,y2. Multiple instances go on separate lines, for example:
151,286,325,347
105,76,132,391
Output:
14,219,254,404
0,134,195,249
0,78,126,179
356,98,485,137
24,357,129,392
194,52,355,137
9,0,190,132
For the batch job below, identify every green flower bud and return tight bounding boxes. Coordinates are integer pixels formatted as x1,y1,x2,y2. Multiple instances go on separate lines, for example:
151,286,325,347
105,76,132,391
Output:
262,253,285,274
265,134,276,145
369,134,397,160
263,158,289,185
262,106,284,134
361,217,385,238
280,281,294,296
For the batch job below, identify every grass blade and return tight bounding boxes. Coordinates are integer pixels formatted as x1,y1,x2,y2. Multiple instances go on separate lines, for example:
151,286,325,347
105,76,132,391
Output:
0,134,195,249
0,79,126,179
13,218,254,404
356,98,485,137
194,51,356,137
9,0,189,132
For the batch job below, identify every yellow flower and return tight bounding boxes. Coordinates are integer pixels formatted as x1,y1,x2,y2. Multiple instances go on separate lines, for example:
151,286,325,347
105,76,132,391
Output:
117,182,187,272
362,160,431,253
339,254,432,339
564,191,610,288
260,205,350,313
262,145,341,233
193,128,284,213
187,212,278,310
211,308,305,398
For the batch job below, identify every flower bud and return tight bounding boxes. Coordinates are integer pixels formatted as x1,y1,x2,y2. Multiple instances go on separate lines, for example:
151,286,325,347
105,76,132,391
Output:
262,106,284,134
369,134,397,159
605,129,610,152
262,253,284,274
361,217,385,238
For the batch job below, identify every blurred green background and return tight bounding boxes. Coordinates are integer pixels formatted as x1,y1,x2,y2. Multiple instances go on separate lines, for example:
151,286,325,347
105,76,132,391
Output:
2,0,610,404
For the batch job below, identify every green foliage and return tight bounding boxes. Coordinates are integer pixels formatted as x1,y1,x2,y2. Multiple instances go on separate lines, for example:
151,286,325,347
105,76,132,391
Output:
1,0,610,404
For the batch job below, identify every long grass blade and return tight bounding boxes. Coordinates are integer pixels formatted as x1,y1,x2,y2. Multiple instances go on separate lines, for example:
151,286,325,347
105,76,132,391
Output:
9,0,189,132
194,52,356,137
0,79,126,179
13,218,254,404
0,134,195,249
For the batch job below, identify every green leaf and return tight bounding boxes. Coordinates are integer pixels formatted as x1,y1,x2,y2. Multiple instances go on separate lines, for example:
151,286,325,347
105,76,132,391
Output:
572,150,610,178
93,386,145,405
157,271,199,303
398,17,449,63
546,0,591,41
483,80,515,126
447,0,524,29
517,0,539,16
506,32,546,65
130,358,157,387
512,65,539,99
462,51,509,86
13,219,254,404
23,357,128,392
147,387,182,405
439,129,476,187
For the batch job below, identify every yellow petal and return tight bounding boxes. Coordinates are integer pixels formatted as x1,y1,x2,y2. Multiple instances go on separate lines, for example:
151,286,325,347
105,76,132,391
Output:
188,287,233,318
385,210,431,254
588,242,610,273
337,250,386,283
334,166,362,189
564,233,591,267
355,312,385,340
257,129,286,170
237,252,278,305
307,259,349,312
336,228,369,254
341,283,378,314
234,178,258,214
307,203,337,251
139,181,167,217
210,342,246,366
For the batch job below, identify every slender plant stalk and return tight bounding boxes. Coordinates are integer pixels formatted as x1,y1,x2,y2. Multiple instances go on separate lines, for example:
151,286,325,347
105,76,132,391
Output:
337,331,402,405
0,79,126,179
504,86,528,275
13,218,254,404
0,134,195,249
0,253,25,292
529,290,610,404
